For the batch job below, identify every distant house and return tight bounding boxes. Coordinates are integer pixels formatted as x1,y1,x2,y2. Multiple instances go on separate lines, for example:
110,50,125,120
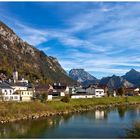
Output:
70,85,105,99
125,87,140,96
71,86,94,99
74,86,87,94
35,84,50,93
0,81,20,101
17,88,34,101
98,85,108,96
50,83,67,97
35,84,52,100
11,82,34,101
86,85,105,97
11,82,28,92
65,86,75,94
94,88,105,97
134,88,140,92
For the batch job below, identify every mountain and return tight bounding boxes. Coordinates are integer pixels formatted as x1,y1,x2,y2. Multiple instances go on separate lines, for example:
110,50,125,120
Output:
99,75,134,89
69,69,99,85
122,68,140,86
0,20,75,84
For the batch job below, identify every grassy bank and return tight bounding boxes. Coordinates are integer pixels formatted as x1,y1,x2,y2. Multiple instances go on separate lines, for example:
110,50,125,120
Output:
0,96,140,122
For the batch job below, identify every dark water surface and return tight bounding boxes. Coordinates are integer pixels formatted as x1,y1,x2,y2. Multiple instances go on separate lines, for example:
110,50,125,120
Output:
0,105,140,138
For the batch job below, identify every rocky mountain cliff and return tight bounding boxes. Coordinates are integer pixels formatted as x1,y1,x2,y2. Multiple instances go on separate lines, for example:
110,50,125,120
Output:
0,20,75,84
122,68,140,86
99,75,134,89
69,69,99,85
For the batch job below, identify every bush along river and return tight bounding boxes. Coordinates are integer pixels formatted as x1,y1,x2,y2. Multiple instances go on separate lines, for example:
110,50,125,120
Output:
0,105,140,138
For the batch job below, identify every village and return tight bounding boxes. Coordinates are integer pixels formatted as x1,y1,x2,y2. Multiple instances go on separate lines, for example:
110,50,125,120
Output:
0,70,140,102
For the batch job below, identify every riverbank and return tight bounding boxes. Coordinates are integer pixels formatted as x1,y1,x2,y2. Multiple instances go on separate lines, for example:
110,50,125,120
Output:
0,96,140,124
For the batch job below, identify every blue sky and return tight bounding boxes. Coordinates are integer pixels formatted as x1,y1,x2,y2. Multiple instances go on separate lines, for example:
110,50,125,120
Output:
0,2,140,79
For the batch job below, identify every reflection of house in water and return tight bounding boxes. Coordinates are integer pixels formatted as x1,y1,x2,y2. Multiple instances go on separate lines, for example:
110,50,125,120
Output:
95,110,105,120
48,118,53,126
58,117,64,126
0,121,30,138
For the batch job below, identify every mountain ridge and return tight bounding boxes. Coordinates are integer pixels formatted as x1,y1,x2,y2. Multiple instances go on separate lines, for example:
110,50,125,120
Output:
99,75,134,89
69,68,140,89
122,68,140,86
0,20,75,84
69,69,99,85
99,69,140,89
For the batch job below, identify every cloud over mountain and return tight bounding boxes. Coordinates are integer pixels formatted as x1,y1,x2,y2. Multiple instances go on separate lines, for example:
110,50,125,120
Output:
0,2,140,78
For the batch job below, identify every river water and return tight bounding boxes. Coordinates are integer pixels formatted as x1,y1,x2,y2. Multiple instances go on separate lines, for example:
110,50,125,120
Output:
0,105,140,138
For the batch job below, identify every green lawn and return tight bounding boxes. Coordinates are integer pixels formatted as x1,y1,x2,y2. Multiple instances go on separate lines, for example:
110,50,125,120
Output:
47,96,140,111
0,96,140,121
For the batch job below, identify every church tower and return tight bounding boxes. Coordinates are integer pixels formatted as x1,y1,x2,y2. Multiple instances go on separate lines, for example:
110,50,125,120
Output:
13,68,18,83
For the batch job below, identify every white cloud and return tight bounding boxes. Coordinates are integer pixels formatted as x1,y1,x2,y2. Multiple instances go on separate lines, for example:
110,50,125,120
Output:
1,2,140,78
14,22,48,46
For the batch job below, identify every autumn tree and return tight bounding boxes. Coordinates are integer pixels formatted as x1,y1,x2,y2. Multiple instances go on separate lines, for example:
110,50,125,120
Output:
117,87,125,96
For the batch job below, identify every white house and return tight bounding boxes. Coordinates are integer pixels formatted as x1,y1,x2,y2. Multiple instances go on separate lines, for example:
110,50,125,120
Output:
11,82,34,101
86,86,105,98
134,88,139,92
51,83,67,97
0,81,20,101
65,86,75,94
11,83,28,92
94,88,105,97
75,86,87,94
18,89,34,101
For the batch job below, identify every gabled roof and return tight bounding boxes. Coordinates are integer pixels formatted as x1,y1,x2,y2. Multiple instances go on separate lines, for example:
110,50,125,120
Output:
0,81,13,89
11,82,28,87
53,85,66,90
35,84,49,92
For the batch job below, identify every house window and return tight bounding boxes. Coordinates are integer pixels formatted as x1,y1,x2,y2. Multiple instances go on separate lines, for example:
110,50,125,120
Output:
10,96,13,100
14,96,18,99
5,97,9,100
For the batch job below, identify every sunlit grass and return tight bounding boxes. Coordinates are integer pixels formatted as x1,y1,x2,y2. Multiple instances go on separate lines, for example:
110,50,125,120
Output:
0,96,140,121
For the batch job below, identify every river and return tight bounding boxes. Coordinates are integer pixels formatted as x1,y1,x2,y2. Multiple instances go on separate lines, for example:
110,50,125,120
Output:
0,105,140,138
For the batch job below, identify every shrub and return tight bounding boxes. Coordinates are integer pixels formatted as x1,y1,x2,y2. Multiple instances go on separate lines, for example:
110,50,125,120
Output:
117,87,125,96
40,93,47,103
61,96,70,103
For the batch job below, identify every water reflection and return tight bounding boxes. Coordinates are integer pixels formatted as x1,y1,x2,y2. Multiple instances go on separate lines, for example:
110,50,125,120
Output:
0,105,140,138
125,121,140,138
0,114,73,138
76,109,108,121
95,110,105,120
117,106,127,118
